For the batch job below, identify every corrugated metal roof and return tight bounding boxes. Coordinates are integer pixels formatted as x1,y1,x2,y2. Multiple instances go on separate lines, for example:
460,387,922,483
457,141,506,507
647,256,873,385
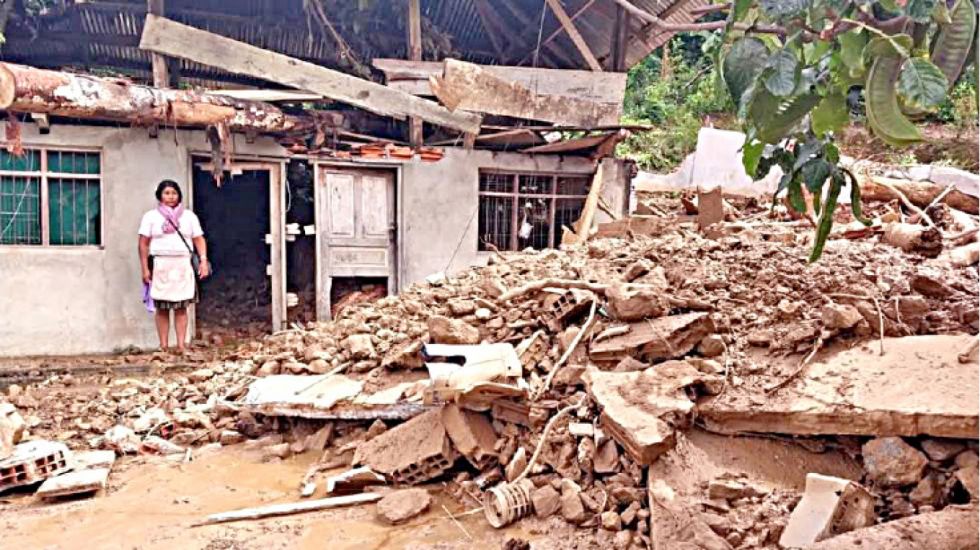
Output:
2,0,705,86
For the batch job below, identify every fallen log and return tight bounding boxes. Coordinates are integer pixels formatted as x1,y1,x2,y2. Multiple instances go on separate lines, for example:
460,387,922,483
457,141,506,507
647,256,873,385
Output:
808,506,979,550
861,176,979,214
0,63,317,134
193,492,382,526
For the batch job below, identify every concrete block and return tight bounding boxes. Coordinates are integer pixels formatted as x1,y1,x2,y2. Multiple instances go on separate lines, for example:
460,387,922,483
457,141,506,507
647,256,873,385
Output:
441,404,498,468
354,408,458,485
36,467,110,500
0,440,71,493
71,450,116,471
779,473,875,548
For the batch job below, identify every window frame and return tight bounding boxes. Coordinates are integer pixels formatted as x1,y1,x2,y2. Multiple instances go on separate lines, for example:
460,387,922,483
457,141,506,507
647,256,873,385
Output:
0,146,104,249
477,169,592,252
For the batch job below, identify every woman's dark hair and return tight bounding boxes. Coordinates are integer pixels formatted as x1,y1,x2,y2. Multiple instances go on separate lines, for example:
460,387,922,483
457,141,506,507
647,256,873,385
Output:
155,180,183,204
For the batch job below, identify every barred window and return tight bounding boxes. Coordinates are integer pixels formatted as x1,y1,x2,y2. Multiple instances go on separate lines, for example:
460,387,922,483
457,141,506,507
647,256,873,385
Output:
478,171,591,252
0,149,101,246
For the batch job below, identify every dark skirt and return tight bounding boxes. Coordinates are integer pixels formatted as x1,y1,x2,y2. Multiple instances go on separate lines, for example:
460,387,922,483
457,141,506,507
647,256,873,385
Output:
154,291,199,310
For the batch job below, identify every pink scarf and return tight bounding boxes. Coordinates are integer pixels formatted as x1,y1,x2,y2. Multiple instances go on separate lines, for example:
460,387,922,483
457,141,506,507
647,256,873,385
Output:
157,203,184,234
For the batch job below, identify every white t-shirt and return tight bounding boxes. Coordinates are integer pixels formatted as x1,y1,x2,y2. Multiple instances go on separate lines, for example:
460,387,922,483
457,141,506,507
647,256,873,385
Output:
138,209,204,257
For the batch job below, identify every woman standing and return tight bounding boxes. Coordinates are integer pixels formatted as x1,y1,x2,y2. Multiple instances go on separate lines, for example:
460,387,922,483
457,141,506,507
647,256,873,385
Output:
138,180,210,353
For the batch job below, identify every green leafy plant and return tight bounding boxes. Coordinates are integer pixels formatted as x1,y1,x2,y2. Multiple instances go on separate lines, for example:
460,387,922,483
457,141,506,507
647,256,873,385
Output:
722,0,978,260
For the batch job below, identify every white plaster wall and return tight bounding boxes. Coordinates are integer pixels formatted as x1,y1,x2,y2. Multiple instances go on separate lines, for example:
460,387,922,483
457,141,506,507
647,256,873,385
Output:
399,149,616,286
0,123,284,356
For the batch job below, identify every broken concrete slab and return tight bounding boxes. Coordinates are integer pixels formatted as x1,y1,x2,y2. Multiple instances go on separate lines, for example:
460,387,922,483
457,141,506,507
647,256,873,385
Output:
234,374,422,420
584,362,722,465
427,316,480,345
590,312,715,364
441,404,498,468
778,473,875,548
353,408,458,485
0,440,71,493
531,484,561,518
376,488,432,524
36,467,110,500
699,335,979,439
605,283,670,322
808,506,979,550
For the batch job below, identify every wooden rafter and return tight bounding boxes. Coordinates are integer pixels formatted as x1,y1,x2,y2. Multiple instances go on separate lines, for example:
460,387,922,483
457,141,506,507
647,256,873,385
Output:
516,0,597,66
472,0,506,58
495,0,579,68
544,0,602,71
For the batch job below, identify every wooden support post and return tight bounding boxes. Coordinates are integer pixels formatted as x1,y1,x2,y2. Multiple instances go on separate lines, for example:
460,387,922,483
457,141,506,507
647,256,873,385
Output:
407,0,423,147
147,0,170,88
543,0,602,71
610,7,629,72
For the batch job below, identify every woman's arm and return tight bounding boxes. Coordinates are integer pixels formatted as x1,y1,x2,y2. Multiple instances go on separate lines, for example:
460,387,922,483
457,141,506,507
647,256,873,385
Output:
138,235,151,284
192,235,210,279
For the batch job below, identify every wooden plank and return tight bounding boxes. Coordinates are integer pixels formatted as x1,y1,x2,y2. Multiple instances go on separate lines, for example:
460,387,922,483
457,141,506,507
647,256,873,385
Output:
148,0,169,88
196,493,383,526
203,89,324,102
430,59,620,126
520,132,610,154
543,0,602,71
372,59,627,109
573,166,604,243
139,15,481,133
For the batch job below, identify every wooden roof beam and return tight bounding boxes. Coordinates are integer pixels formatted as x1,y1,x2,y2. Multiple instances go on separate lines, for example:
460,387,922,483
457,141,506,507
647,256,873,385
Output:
139,14,481,133
543,0,602,71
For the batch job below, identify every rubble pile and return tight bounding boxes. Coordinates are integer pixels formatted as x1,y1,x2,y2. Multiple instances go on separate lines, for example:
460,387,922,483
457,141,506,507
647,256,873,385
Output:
1,192,977,546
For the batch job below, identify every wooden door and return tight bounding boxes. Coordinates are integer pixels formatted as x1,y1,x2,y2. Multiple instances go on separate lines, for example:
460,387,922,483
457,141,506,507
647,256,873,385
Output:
315,167,396,319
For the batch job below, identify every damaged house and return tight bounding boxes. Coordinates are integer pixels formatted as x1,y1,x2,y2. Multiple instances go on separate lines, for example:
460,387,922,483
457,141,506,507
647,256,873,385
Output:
0,0,708,356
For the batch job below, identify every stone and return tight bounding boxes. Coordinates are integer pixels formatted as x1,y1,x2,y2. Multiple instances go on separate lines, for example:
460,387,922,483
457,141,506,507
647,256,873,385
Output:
0,402,26,458
365,419,388,440
779,473,875,548
187,368,215,383
219,430,245,446
707,477,766,501
560,491,588,524
103,425,140,454
505,447,528,482
475,308,492,321
909,473,944,508
377,488,432,524
862,437,928,487
911,270,954,298
344,334,376,360
920,439,966,462
605,283,670,321
697,335,726,358
265,442,292,460
307,359,330,374
930,165,979,196
141,436,185,455
594,439,620,474
427,315,480,345
601,510,623,531
257,361,280,376
531,485,561,518
353,409,457,484
821,303,864,330
955,464,979,500
613,530,633,550
620,501,641,527
954,449,978,470
806,507,978,550
448,299,477,316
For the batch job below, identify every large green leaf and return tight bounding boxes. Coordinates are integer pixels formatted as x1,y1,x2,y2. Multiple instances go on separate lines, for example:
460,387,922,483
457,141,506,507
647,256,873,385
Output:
863,34,914,61
800,158,833,192
749,89,822,143
839,31,867,74
898,57,949,108
811,92,850,136
764,49,801,97
723,37,771,106
741,139,766,178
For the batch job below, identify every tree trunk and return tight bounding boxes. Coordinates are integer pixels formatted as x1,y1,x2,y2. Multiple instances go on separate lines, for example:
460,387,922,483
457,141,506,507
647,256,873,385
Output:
0,62,317,134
